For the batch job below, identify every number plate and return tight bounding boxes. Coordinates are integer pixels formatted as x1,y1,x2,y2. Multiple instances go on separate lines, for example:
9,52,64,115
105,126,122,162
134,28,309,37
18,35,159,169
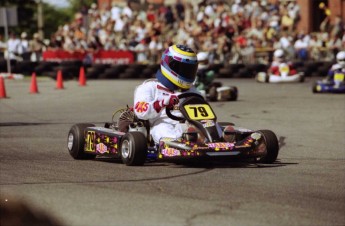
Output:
334,73,344,82
280,66,289,73
184,104,215,120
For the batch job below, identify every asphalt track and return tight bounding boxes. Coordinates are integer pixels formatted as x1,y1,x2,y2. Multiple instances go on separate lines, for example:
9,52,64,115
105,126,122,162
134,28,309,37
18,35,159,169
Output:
1,77,344,226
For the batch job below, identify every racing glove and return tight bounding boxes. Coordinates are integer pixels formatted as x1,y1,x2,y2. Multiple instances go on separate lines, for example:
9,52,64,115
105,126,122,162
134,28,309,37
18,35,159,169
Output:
153,94,179,113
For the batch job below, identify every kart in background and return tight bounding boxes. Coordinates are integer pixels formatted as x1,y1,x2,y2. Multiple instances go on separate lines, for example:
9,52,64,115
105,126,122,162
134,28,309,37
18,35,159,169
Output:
312,73,345,93
67,93,279,166
199,82,238,102
256,63,305,83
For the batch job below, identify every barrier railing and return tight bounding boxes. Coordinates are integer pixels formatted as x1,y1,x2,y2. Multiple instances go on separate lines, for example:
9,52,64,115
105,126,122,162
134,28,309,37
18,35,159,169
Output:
42,50,135,64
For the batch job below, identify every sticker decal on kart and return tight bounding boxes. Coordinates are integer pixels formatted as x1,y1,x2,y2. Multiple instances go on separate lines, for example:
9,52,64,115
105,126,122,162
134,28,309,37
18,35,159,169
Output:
96,143,108,154
201,120,215,128
161,148,181,157
85,131,118,154
208,142,234,150
85,131,95,152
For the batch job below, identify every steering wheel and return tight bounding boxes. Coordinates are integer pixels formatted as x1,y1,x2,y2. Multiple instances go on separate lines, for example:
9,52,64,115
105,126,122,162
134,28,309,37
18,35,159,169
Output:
166,92,205,121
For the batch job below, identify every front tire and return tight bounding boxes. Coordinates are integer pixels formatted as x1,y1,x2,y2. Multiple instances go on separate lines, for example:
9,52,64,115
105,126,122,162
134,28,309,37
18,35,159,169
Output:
258,130,279,164
312,83,320,93
208,86,217,102
120,132,147,166
67,123,96,159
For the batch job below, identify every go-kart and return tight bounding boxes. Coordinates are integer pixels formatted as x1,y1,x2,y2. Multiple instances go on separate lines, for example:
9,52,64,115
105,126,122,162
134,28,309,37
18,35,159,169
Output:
199,82,238,102
312,72,345,93
256,63,304,83
67,93,279,166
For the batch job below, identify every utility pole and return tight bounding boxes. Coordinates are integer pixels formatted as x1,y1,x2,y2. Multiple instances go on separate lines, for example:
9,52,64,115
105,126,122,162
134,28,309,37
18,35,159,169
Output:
37,0,44,39
0,7,18,75
2,8,11,74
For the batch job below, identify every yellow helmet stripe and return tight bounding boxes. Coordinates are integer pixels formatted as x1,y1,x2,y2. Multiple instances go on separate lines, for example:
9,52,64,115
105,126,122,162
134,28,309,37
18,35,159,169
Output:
161,66,191,89
172,45,196,57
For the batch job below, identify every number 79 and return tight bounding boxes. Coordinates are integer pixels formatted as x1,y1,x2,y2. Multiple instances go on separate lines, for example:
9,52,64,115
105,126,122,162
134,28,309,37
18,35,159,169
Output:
189,106,209,117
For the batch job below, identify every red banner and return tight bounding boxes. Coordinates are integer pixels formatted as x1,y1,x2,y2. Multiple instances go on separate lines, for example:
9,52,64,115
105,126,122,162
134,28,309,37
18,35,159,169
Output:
42,50,135,64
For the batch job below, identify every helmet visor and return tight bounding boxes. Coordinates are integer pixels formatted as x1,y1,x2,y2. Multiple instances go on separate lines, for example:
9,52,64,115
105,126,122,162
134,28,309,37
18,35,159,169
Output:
169,57,198,81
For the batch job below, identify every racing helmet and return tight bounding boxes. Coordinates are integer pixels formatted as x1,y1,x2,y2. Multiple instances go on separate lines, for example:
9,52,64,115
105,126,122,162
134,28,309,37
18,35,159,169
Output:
274,49,285,62
336,51,345,67
157,44,198,91
197,52,209,70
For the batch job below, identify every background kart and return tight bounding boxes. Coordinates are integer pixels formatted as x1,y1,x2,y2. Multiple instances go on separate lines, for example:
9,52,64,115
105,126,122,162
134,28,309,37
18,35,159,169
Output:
256,63,305,83
201,82,238,102
312,73,345,93
67,93,279,166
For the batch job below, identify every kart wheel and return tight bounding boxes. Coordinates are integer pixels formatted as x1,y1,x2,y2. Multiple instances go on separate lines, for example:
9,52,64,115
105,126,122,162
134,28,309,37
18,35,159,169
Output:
120,132,147,166
265,74,269,83
209,86,217,102
258,130,279,164
312,85,317,93
299,75,305,83
228,86,238,101
312,83,319,93
67,123,96,160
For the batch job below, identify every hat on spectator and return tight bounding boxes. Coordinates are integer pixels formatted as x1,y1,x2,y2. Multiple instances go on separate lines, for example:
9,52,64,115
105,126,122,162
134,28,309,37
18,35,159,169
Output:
21,32,27,39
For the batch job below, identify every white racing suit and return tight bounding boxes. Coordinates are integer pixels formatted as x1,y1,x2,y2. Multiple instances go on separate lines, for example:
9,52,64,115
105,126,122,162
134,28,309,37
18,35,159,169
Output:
327,64,345,87
133,79,199,144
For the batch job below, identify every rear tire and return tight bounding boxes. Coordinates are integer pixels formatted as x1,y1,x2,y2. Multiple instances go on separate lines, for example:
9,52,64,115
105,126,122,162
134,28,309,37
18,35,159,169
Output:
120,132,147,166
67,123,96,159
299,74,305,83
258,130,279,164
228,86,238,101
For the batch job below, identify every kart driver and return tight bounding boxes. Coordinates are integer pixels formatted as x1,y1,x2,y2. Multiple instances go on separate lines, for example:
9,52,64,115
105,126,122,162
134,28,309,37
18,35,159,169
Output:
194,51,216,93
133,44,202,144
325,51,345,87
269,49,297,76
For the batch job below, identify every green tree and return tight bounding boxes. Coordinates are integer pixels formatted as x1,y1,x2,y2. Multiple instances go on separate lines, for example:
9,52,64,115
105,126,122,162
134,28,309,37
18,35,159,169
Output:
67,0,96,16
0,0,36,37
42,0,96,39
42,4,70,39
0,0,96,40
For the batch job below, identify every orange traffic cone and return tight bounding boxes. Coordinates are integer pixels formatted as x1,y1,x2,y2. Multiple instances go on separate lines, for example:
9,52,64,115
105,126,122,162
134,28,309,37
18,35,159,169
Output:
56,70,64,89
0,76,7,98
29,72,39,94
79,66,86,86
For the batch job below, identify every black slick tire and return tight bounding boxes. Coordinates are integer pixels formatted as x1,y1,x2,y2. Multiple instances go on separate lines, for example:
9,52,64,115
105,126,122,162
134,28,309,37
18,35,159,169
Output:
258,130,279,164
67,123,96,160
120,132,147,166
228,86,238,101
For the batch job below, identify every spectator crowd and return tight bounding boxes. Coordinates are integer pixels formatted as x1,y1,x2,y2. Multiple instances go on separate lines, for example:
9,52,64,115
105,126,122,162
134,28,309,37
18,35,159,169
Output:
2,0,345,64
